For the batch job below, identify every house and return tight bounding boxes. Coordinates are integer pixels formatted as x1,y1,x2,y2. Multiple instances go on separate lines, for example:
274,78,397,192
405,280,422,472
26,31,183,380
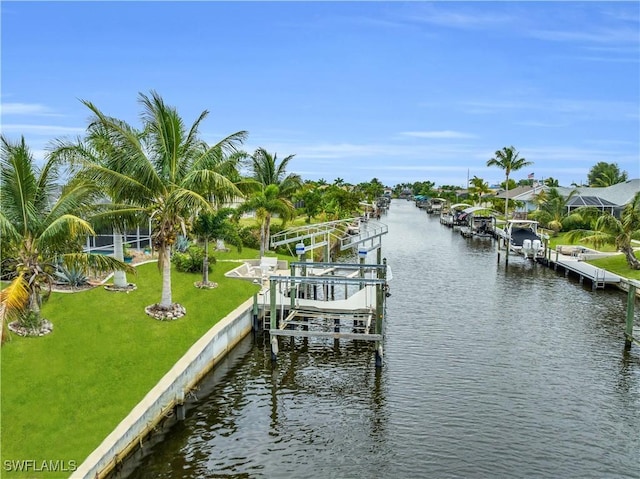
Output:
565,179,640,217
495,179,640,218
493,184,545,213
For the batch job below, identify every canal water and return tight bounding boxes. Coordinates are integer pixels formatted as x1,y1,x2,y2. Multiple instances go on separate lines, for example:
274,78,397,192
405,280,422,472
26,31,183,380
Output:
122,199,640,479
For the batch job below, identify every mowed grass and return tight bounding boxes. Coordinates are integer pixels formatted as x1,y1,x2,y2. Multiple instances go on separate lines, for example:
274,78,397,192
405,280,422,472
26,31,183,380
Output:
1,256,262,478
546,233,640,280
587,252,640,281
547,231,617,252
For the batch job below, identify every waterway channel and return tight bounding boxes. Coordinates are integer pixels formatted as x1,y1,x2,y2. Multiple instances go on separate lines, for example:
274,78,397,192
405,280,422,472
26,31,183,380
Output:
120,199,640,479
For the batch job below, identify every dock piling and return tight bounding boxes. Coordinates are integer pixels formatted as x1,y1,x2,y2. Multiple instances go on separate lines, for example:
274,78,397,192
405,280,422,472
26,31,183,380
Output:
625,282,637,349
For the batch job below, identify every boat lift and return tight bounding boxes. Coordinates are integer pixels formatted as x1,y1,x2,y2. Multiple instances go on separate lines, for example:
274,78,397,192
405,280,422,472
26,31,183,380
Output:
270,217,388,263
260,218,390,367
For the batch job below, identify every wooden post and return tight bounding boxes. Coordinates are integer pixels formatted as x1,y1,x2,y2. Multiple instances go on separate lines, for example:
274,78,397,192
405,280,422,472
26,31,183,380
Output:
270,279,278,362
505,236,510,266
375,281,384,368
625,283,636,349
252,293,259,331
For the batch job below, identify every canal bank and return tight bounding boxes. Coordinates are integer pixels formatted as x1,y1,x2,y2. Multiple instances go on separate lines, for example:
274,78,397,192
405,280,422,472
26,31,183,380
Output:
74,296,256,479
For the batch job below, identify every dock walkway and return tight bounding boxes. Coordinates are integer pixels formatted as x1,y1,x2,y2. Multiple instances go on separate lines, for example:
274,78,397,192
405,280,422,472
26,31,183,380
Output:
545,253,621,290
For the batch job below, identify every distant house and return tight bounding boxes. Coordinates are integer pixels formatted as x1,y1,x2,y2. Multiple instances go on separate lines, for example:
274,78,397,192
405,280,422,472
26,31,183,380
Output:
494,184,545,213
494,179,640,218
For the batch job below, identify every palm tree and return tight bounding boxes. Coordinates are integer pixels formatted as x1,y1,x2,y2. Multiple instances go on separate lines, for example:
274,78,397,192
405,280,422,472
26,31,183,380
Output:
192,208,242,287
237,184,296,257
80,91,247,319
50,123,144,290
486,146,533,219
468,176,491,206
529,187,579,233
245,148,301,256
566,191,640,269
0,136,130,338
587,161,628,187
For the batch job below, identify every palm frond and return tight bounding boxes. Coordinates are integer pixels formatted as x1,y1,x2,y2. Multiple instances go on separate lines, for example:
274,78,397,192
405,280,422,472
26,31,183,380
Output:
0,273,30,321
36,214,96,251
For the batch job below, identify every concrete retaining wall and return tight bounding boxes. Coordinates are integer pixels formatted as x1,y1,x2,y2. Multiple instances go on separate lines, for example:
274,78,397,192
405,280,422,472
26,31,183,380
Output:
73,296,255,479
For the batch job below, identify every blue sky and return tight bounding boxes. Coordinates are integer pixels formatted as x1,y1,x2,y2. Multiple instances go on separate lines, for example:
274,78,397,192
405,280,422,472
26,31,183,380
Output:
2,1,639,188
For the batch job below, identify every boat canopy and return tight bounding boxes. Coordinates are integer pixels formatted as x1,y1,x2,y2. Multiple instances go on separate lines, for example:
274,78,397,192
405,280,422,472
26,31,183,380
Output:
462,206,499,215
450,203,472,210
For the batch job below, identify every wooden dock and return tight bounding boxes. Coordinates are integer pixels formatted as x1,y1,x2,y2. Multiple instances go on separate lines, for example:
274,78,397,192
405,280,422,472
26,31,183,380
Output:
543,253,621,290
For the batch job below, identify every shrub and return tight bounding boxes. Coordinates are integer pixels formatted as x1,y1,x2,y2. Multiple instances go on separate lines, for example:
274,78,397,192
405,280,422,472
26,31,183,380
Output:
171,245,214,273
238,226,260,250
54,266,89,287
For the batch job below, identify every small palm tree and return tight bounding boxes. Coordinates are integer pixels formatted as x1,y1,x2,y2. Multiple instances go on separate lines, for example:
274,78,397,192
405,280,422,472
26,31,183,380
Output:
244,148,301,256
566,191,640,269
237,185,295,257
0,136,131,339
50,123,144,290
468,176,491,206
192,208,242,287
487,146,533,219
529,187,580,233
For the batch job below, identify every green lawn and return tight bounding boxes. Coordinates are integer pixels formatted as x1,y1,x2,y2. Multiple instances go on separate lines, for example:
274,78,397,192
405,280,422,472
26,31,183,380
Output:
1,254,267,478
587,253,640,281
547,232,617,252
545,232,640,280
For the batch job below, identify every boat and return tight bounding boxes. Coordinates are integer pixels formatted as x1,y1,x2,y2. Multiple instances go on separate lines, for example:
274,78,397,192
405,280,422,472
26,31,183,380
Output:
498,219,545,259
440,203,472,228
459,206,498,238
426,197,447,215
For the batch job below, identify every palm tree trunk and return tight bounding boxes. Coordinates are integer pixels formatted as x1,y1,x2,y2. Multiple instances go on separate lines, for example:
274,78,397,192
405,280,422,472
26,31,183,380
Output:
259,222,266,258
112,229,128,288
202,239,209,284
504,174,510,220
622,246,640,270
160,247,173,308
264,214,272,254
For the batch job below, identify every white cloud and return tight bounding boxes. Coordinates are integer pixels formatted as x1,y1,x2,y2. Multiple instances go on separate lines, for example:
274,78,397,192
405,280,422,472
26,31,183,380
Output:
529,27,639,45
408,5,513,29
1,103,58,116
400,130,477,139
1,124,85,136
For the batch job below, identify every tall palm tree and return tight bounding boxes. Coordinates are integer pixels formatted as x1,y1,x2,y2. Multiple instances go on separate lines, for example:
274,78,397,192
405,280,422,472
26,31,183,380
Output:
80,91,247,318
0,136,130,338
486,146,533,219
246,148,301,256
566,192,640,269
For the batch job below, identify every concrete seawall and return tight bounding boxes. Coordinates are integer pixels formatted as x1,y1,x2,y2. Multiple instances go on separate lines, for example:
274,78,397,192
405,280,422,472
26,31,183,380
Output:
73,296,256,479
